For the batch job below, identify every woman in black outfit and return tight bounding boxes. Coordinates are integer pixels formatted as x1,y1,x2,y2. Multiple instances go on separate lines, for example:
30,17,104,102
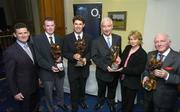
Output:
119,30,147,112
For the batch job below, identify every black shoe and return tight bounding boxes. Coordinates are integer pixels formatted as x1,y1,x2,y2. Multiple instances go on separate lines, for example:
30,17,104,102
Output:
53,105,60,112
94,103,104,110
109,105,116,112
79,102,88,109
46,105,54,112
57,104,69,111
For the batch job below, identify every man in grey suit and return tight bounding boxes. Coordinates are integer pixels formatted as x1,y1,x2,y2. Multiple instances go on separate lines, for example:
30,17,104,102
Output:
142,33,180,112
91,17,121,112
32,17,68,112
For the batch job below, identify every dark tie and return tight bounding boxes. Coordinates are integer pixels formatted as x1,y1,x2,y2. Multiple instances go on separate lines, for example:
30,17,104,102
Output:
77,35,81,40
158,53,164,62
49,36,53,44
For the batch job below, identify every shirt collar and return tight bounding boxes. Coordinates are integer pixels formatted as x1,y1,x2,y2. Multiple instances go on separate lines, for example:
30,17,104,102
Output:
160,48,171,57
103,34,112,38
103,34,112,41
74,32,83,40
16,40,28,48
45,32,54,38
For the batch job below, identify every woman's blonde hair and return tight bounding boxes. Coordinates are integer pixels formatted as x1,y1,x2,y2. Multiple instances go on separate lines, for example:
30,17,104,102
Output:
128,30,143,45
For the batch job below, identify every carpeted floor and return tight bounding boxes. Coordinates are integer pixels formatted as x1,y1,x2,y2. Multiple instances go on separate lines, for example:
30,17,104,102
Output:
1,77,180,112
0,78,144,112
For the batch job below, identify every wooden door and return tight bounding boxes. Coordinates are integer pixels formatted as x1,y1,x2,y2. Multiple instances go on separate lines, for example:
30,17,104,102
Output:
39,0,65,37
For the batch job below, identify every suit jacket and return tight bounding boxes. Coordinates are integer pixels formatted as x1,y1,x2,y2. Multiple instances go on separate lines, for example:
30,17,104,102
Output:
63,32,92,81
120,45,147,89
3,42,38,97
91,34,121,82
142,49,180,109
32,33,65,81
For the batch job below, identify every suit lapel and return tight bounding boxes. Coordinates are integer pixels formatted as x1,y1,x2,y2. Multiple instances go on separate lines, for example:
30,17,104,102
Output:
28,43,36,62
162,50,176,68
112,36,117,46
42,33,51,45
100,35,110,49
15,43,34,64
72,33,78,50
41,34,52,52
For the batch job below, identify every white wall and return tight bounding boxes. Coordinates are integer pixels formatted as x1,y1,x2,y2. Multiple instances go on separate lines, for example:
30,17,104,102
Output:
143,0,180,52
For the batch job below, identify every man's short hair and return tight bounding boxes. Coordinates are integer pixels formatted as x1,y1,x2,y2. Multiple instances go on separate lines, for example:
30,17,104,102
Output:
13,22,28,32
44,17,54,22
72,15,85,24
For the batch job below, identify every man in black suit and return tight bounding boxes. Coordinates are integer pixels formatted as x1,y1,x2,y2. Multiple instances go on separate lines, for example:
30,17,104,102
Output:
142,33,180,112
3,23,39,112
91,17,122,112
32,17,68,112
63,16,92,112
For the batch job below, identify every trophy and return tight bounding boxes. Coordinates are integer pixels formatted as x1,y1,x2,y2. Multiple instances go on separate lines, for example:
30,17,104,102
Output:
143,55,163,91
74,38,86,67
51,43,64,71
110,46,120,70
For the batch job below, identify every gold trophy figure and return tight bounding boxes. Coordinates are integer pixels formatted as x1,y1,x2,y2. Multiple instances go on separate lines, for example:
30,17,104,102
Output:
74,38,86,67
51,44,64,71
143,55,163,91
110,46,120,70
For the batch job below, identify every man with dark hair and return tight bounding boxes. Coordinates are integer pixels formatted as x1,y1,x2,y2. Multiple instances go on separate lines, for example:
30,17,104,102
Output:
32,17,68,112
63,15,92,112
3,22,39,112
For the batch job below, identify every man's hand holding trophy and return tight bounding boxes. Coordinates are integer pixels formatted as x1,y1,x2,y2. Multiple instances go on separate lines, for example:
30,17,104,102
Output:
142,55,163,91
51,43,64,71
107,46,122,72
74,37,86,67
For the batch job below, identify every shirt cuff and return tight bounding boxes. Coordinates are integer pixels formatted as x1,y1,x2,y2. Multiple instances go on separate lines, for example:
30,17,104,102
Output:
164,73,169,80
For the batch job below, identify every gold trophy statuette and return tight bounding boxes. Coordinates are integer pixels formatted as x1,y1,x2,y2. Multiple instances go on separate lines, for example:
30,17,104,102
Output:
51,44,63,70
74,38,86,67
110,46,120,70
143,55,163,91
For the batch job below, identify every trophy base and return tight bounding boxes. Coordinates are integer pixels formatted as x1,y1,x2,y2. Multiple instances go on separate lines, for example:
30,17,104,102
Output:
75,59,86,67
111,63,119,70
75,61,84,67
143,79,156,91
57,63,64,71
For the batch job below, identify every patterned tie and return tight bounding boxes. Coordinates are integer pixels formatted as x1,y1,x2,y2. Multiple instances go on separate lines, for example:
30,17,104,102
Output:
107,37,111,48
49,36,53,44
24,44,34,63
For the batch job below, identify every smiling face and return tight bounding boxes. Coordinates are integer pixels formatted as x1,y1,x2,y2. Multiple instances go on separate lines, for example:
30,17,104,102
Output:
154,33,171,53
73,20,85,34
43,20,55,35
129,36,140,47
101,17,113,36
13,27,30,43
128,30,142,47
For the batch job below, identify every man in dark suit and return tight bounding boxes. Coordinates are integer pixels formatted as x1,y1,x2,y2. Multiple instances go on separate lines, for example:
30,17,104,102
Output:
142,33,180,112
32,17,68,112
63,16,92,112
91,17,121,112
3,23,39,112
